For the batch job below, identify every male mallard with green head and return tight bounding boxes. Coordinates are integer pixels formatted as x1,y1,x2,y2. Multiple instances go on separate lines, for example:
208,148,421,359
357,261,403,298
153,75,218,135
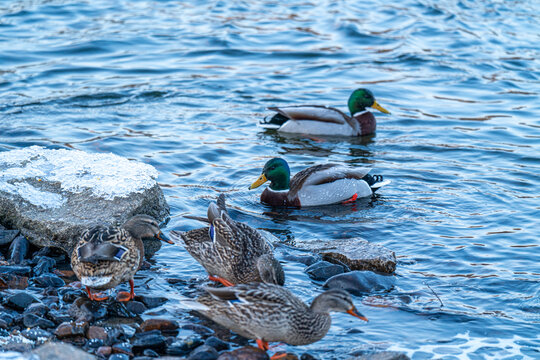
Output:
71,214,172,302
249,158,390,207
261,88,390,136
182,283,367,355
171,194,285,287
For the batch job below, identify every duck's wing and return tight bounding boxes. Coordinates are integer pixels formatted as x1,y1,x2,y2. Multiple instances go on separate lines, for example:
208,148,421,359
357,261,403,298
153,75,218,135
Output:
204,283,306,309
76,227,129,263
268,105,349,125
288,164,371,200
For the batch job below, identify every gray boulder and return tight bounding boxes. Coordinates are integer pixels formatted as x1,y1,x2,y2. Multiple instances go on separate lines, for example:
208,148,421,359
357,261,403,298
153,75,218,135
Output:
323,271,395,295
296,237,396,274
0,146,169,256
27,342,96,360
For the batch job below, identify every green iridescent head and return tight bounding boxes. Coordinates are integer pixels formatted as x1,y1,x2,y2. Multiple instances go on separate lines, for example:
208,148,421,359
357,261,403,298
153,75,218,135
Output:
249,158,290,191
347,88,390,116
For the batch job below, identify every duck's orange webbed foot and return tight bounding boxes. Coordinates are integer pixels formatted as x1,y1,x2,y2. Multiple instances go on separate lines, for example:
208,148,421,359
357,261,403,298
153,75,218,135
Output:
86,287,109,301
208,275,234,287
116,279,135,302
270,353,288,360
342,193,358,204
256,339,269,351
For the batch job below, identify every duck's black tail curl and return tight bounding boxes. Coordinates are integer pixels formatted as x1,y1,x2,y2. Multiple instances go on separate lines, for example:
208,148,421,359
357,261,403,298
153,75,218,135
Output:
261,113,289,126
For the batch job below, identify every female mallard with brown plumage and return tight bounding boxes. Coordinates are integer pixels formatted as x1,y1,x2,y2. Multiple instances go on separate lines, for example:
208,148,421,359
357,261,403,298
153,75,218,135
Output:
183,283,367,355
249,158,390,207
170,194,284,287
71,214,172,302
261,88,390,136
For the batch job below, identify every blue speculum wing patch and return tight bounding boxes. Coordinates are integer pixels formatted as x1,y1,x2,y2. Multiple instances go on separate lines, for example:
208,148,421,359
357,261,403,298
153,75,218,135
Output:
209,225,215,242
115,248,126,260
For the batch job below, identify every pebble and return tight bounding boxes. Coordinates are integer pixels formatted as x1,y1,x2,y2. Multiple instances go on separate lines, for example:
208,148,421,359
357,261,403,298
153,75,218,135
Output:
140,318,179,334
112,342,134,356
68,297,107,322
87,325,108,341
205,336,230,351
85,338,104,349
97,346,112,357
0,265,32,276
182,323,215,336
108,302,135,318
0,229,19,246
126,300,147,315
300,354,317,360
323,271,395,295
110,354,130,360
137,295,168,308
283,254,320,266
143,349,160,357
23,313,55,328
305,261,346,282
54,321,89,338
167,336,204,356
0,313,14,329
34,273,66,288
21,328,53,341
60,288,86,303
9,235,29,264
24,303,49,317
131,330,167,353
0,273,28,289
188,344,219,360
272,353,298,360
217,346,269,360
33,256,57,276
47,309,72,324
6,291,40,310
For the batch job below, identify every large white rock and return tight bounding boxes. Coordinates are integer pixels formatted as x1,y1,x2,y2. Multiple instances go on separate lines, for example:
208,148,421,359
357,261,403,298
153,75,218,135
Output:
0,146,169,254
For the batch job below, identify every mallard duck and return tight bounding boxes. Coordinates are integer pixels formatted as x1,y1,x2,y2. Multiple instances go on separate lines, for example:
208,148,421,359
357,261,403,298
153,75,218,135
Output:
170,194,284,287
249,158,390,207
71,214,172,302
260,88,390,136
183,283,367,354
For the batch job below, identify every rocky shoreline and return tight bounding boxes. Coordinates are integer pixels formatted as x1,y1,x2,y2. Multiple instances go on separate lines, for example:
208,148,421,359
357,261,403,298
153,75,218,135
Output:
1,147,408,360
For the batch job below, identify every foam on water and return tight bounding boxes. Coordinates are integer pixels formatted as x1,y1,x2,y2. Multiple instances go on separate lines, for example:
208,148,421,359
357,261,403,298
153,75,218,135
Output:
0,146,159,208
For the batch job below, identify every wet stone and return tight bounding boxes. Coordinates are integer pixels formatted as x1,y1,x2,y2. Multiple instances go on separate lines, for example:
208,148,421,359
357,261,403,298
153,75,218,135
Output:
283,254,320,266
23,313,55,328
68,297,107,322
60,288,86,303
110,354,131,360
348,351,410,360
0,229,19,246
126,300,147,315
305,261,346,282
167,336,204,356
0,273,28,289
106,325,136,344
87,325,108,341
323,271,396,296
143,349,160,357
108,302,135,318
21,327,53,341
140,318,179,334
137,295,168,308
217,346,269,360
97,345,112,357
189,344,219,360
54,321,89,338
112,342,134,356
47,309,72,324
24,302,49,317
182,323,214,336
30,342,95,360
300,354,317,360
273,353,298,360
34,273,66,288
6,291,39,310
42,295,60,308
205,336,230,351
85,338,105,349
33,256,56,276
9,235,29,264
132,330,167,353
0,265,32,276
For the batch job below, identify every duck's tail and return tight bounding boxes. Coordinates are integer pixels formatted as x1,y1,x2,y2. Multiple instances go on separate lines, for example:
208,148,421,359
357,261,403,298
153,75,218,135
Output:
259,112,289,129
362,174,391,191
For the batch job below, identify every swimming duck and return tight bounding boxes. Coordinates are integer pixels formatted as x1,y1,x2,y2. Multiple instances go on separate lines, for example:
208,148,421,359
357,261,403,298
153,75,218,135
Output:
249,158,390,207
71,214,172,302
260,88,390,136
183,283,367,355
170,194,285,287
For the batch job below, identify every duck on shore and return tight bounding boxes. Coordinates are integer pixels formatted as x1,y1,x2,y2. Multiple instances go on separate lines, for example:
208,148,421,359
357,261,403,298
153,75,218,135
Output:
183,283,367,356
171,194,284,287
71,214,172,302
261,88,390,137
249,158,390,207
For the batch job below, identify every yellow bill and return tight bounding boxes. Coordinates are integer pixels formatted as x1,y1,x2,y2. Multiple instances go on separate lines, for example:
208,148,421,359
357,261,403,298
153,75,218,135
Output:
249,173,268,189
371,100,390,114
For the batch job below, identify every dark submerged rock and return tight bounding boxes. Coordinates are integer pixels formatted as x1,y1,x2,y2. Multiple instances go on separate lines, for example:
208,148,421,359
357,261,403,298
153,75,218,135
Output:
5,291,39,310
126,300,147,315
9,235,29,264
0,265,32,276
305,260,346,281
167,336,205,356
283,253,320,266
33,256,56,276
217,346,269,360
21,327,53,341
34,273,66,287
137,295,168,308
23,313,55,328
323,271,395,295
131,330,167,353
0,229,19,246
205,336,230,351
189,344,219,360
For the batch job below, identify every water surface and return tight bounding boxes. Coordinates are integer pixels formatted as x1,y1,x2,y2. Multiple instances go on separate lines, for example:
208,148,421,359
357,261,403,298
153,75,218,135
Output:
1,0,539,358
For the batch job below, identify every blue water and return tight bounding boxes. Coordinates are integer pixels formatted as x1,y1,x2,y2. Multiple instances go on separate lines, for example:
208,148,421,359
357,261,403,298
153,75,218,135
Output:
1,0,539,358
